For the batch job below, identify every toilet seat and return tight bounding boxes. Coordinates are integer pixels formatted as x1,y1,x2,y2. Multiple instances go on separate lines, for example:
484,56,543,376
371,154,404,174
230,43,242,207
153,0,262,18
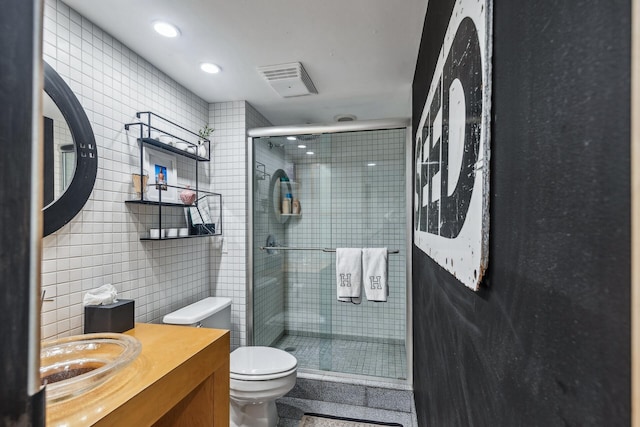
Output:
230,346,297,380
231,366,297,382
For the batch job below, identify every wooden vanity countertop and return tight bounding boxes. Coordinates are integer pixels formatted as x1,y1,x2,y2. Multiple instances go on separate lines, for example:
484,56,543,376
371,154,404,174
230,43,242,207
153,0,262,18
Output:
46,323,230,426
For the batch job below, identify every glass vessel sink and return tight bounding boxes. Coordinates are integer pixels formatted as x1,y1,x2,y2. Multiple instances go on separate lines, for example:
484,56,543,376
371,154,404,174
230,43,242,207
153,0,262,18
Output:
41,333,141,402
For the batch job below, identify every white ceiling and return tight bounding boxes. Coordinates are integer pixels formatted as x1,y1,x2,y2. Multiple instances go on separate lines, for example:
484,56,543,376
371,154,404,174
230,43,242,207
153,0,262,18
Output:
62,0,428,126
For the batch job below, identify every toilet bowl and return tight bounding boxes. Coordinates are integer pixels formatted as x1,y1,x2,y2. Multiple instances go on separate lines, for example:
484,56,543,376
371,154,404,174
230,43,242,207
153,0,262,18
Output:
230,346,297,427
163,297,297,427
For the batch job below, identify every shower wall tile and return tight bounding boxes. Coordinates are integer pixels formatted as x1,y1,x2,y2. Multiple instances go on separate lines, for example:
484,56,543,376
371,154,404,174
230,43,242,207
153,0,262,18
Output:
248,105,281,349
208,101,247,349
284,129,407,341
252,136,288,347
209,101,272,349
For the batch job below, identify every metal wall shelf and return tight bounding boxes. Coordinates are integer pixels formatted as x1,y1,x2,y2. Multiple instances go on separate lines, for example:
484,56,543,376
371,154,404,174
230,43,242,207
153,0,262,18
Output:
125,199,187,208
138,137,209,161
125,111,211,161
141,234,216,241
124,111,221,241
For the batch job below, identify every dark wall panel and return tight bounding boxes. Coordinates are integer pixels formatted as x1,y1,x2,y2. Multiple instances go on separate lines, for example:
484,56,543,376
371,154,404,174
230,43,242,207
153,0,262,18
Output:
412,1,630,425
0,0,45,425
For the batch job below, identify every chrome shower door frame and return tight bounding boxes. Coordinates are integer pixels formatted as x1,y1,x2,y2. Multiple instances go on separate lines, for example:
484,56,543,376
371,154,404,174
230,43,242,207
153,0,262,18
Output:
246,118,413,386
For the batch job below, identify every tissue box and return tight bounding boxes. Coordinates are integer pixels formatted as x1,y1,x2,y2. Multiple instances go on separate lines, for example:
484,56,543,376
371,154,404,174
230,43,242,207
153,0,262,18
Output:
84,299,134,334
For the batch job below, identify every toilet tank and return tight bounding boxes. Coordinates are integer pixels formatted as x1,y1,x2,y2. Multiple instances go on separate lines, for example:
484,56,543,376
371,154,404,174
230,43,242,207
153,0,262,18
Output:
163,297,231,330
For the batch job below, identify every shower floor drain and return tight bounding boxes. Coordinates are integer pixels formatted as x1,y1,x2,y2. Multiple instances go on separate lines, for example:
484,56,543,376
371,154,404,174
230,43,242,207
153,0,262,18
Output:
284,346,297,352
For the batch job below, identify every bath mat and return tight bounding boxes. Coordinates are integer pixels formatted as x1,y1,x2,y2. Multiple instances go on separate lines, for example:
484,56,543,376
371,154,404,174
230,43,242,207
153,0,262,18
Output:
299,413,403,427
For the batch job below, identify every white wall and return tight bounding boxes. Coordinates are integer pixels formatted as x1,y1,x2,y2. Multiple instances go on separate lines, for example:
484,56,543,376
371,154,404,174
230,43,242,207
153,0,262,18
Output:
41,0,255,344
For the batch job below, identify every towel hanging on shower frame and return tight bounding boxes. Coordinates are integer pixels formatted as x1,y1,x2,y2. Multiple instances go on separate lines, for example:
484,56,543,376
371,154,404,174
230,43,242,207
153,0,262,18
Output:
258,246,399,254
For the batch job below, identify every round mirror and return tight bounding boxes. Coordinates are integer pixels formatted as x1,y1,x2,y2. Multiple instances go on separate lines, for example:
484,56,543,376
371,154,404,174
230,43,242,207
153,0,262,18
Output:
43,91,76,205
43,61,98,237
269,169,292,224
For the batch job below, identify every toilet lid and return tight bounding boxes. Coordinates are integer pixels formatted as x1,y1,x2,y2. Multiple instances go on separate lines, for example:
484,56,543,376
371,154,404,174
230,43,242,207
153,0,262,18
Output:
230,346,297,376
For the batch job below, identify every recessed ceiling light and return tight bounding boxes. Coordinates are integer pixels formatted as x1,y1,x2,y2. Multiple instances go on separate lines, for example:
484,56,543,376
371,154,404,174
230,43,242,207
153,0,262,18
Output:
201,63,221,74
297,144,307,149
286,136,297,141
306,151,315,155
153,21,180,38
334,114,357,122
368,163,376,166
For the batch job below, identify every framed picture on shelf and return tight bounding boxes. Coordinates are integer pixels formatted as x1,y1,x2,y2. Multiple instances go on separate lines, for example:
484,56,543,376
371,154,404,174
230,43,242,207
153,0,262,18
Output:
143,148,178,202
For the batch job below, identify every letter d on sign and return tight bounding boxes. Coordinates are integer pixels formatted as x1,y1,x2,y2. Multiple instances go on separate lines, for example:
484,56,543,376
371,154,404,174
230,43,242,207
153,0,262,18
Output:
413,0,491,291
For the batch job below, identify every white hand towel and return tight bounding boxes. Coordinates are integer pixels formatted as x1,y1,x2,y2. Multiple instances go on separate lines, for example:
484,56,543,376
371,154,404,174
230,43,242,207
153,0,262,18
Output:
336,248,362,304
363,248,388,302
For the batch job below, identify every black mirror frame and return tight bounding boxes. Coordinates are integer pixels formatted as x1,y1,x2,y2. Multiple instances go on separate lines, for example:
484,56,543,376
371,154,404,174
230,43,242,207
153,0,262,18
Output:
43,61,98,237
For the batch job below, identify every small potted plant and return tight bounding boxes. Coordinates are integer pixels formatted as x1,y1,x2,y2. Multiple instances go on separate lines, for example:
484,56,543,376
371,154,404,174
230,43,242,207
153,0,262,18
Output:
197,124,214,158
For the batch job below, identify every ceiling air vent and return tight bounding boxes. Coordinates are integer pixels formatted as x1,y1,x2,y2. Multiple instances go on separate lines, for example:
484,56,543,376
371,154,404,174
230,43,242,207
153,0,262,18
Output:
257,62,318,98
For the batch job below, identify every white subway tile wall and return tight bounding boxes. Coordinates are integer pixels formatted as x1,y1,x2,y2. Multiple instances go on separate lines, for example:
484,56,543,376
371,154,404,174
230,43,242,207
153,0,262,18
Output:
328,129,406,341
41,0,250,342
282,129,407,342
207,101,273,348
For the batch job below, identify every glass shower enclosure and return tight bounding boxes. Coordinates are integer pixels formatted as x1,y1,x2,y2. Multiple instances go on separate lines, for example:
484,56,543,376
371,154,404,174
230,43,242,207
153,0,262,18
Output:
248,120,411,382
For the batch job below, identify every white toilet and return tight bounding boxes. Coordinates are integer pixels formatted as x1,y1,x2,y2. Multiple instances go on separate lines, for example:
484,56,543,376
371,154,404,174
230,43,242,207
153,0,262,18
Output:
163,297,297,427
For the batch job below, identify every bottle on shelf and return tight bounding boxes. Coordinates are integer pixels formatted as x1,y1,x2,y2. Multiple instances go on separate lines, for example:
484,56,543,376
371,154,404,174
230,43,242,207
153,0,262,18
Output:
292,198,301,215
282,192,292,214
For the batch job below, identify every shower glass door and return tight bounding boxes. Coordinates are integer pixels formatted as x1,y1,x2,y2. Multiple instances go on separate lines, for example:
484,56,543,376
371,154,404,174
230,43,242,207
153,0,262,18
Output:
251,128,407,380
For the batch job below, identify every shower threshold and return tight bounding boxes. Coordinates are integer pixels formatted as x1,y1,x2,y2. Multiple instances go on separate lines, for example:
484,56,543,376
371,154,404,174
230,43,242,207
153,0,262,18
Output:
273,333,407,380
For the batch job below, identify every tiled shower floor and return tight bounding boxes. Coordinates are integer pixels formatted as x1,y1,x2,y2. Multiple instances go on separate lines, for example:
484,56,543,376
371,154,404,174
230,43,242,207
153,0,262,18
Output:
273,334,407,380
